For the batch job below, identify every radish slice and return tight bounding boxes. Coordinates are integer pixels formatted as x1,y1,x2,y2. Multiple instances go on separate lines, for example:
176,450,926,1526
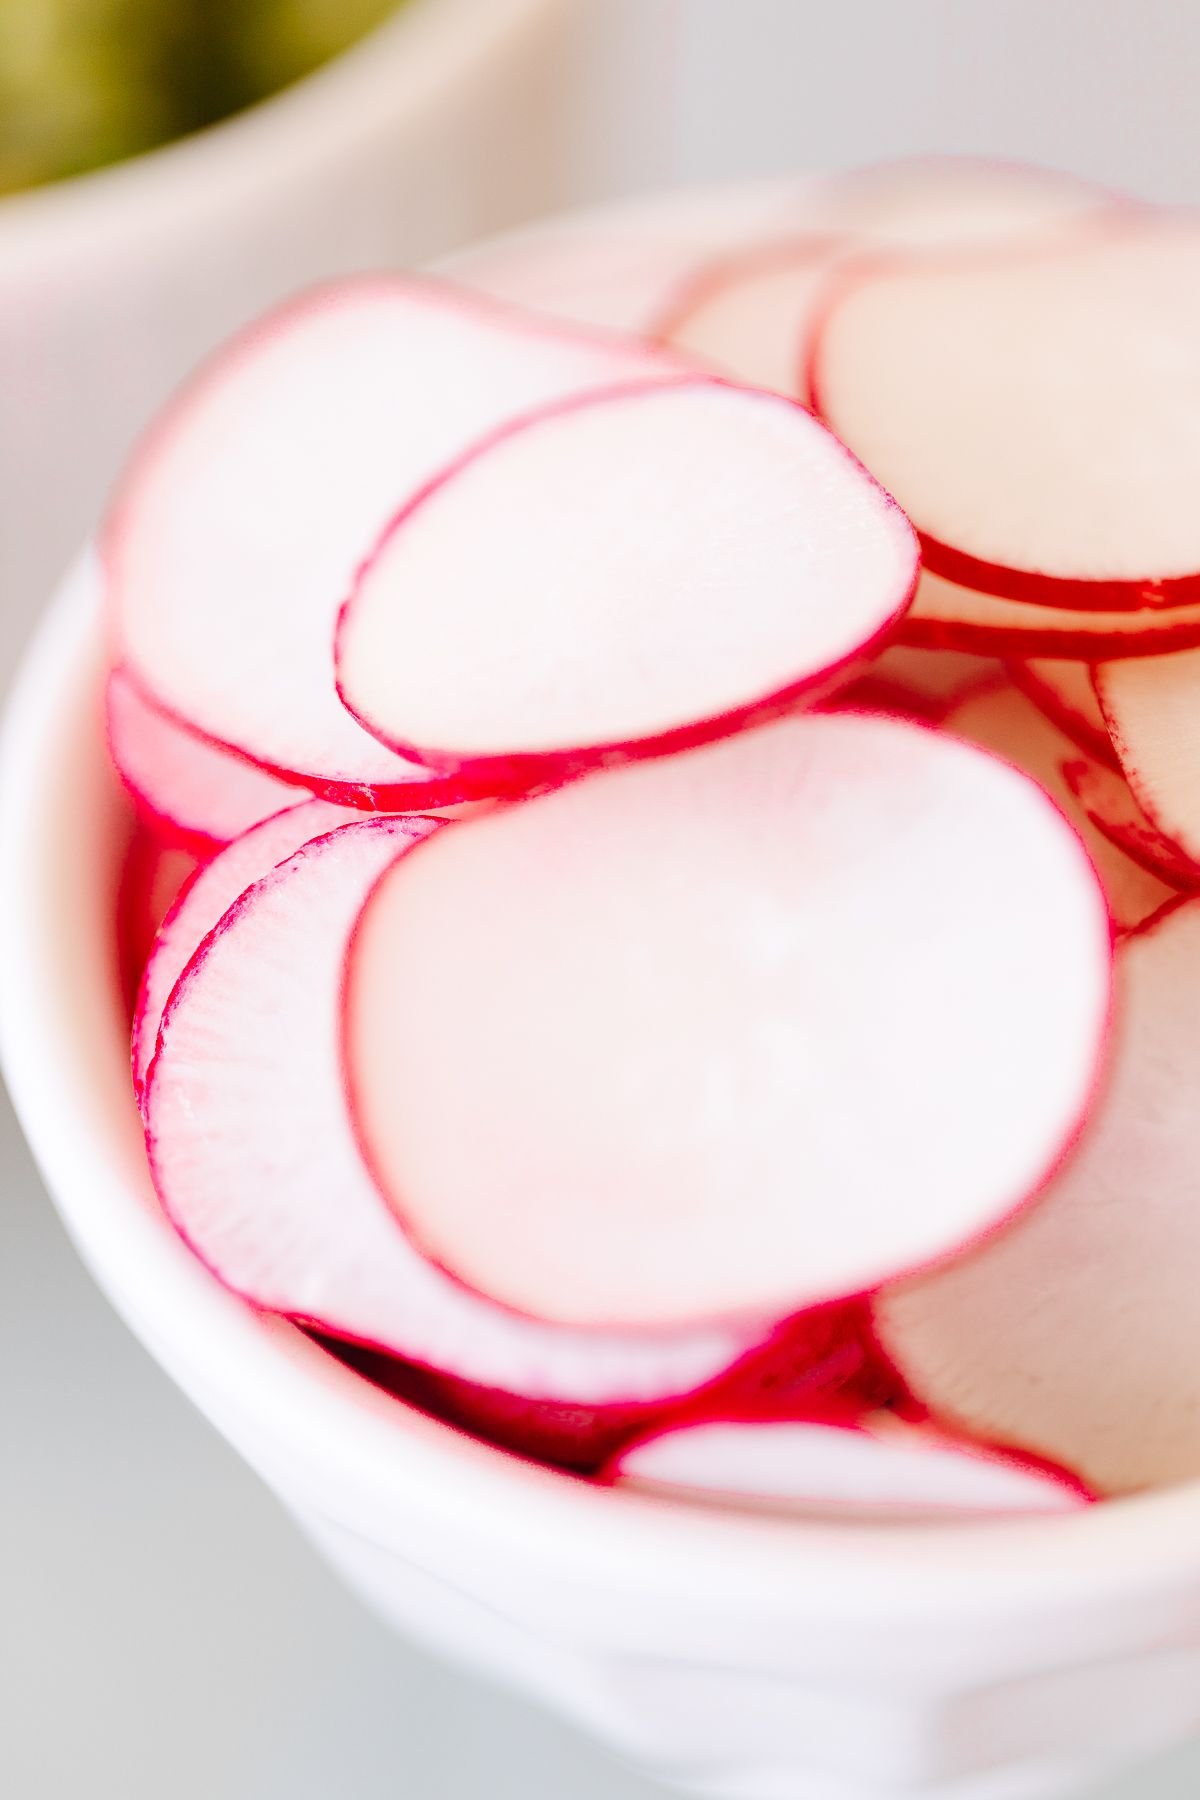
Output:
832,155,1117,252
1096,650,1200,868
1062,757,1200,890
144,818,759,1402
336,381,919,784
876,900,1200,1495
345,711,1111,1331
812,219,1200,604
607,1407,1089,1517
905,571,1200,658
116,831,198,1018
106,279,688,801
944,683,1175,931
108,668,309,856
1008,659,1117,768
132,797,351,1107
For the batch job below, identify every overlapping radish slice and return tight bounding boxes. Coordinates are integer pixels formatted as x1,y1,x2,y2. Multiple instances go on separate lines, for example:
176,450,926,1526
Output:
831,155,1117,252
904,571,1200,658
132,797,351,1106
106,279,690,802
606,1406,1089,1517
812,219,1200,605
1062,758,1200,891
1008,658,1117,768
876,900,1200,1495
336,381,918,785
116,831,198,1018
344,711,1110,1332
108,668,310,856
1096,651,1200,868
943,683,1176,931
144,817,760,1402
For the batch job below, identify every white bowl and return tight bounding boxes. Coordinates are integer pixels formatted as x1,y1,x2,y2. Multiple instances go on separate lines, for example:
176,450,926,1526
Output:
6,562,1200,1800
0,0,575,674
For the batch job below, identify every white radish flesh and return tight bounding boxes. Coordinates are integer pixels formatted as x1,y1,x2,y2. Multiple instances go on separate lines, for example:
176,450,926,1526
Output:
346,711,1111,1331
1096,650,1200,868
833,156,1116,253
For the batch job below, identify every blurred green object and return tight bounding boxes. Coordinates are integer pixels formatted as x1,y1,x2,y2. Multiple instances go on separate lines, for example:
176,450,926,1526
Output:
0,0,401,196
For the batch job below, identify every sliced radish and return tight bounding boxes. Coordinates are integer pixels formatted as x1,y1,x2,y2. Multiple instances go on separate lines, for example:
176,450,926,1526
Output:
132,797,352,1107
812,218,1200,604
345,710,1111,1332
944,683,1175,931
145,817,759,1402
1096,650,1200,868
106,279,689,802
832,155,1117,252
607,1406,1088,1517
108,667,310,857
876,900,1200,1495
336,381,919,785
1008,658,1117,768
1062,757,1200,890
904,571,1200,658
116,830,198,1019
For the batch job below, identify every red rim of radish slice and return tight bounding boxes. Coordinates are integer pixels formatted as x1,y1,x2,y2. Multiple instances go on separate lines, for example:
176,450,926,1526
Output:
335,379,920,790
143,816,763,1403
343,710,1111,1333
1006,659,1118,770
900,573,1200,659
874,898,1200,1495
105,276,695,802
1094,651,1200,871
808,219,1200,610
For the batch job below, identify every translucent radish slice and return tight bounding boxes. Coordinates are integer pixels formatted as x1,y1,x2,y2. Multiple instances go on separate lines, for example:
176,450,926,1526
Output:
833,156,1117,252
904,571,1200,658
132,797,351,1108
144,818,758,1403
944,683,1175,932
345,711,1111,1332
337,382,918,785
1096,650,1200,868
812,220,1200,604
607,1408,1089,1517
108,668,310,856
106,279,688,800
1061,757,1200,890
876,900,1200,1495
1008,659,1117,768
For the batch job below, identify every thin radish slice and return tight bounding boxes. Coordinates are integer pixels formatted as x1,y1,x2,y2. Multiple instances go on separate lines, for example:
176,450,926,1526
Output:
132,797,351,1107
106,279,689,801
108,667,309,856
876,900,1200,1495
606,1407,1089,1517
1062,757,1200,890
903,571,1200,658
345,711,1111,1332
944,683,1175,932
116,831,198,1019
1096,650,1200,867
833,156,1117,252
867,645,1001,707
1008,659,1117,768
145,818,759,1403
812,219,1200,605
336,381,919,784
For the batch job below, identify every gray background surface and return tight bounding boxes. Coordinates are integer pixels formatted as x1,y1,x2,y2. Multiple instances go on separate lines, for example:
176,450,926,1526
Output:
6,3,1200,1794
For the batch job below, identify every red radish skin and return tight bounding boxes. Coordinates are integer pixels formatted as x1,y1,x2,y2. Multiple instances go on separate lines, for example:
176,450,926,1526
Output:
876,900,1200,1495
1061,758,1200,891
902,571,1200,658
132,797,352,1107
1007,659,1118,769
336,381,919,790
345,710,1111,1333
106,278,692,802
1095,650,1200,869
604,1402,1091,1517
144,817,763,1403
116,830,198,1019
811,220,1200,607
108,666,309,857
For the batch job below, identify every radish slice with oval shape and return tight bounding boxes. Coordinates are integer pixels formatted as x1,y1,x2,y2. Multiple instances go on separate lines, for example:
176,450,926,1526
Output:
904,571,1200,658
108,667,310,857
336,381,919,787
132,797,352,1107
607,1407,1089,1516
812,220,1200,605
1096,650,1200,868
1008,659,1117,768
106,279,689,803
834,156,1117,251
876,900,1200,1496
345,710,1111,1332
144,817,760,1402
1062,757,1200,890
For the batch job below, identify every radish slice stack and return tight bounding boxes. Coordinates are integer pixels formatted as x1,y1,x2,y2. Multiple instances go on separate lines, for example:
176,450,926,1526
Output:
106,157,1200,1515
